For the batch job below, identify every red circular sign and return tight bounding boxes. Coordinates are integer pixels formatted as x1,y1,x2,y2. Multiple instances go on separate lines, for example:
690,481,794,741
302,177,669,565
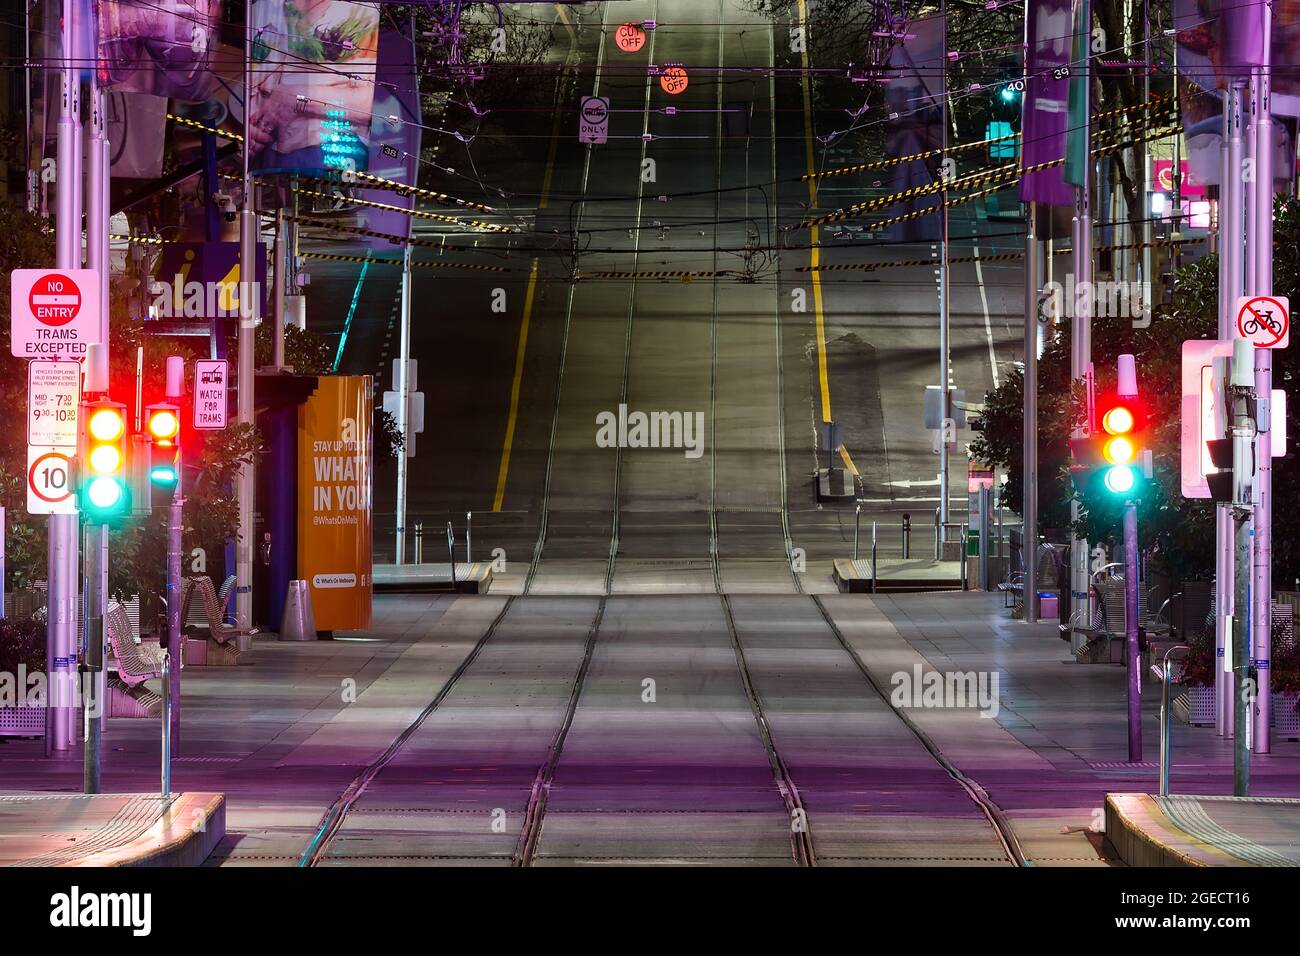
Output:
29,451,72,503
616,22,646,53
659,66,688,95
1236,295,1289,347
29,273,81,327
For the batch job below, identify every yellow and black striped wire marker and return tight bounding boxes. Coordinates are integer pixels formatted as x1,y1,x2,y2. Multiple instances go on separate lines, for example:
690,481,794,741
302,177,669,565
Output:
299,251,510,273
293,187,510,234
796,235,1203,274
577,270,741,282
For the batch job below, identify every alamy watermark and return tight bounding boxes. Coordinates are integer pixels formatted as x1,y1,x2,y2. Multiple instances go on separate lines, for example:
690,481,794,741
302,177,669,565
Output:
1,667,105,718
1043,272,1151,328
595,403,704,459
147,277,262,320
889,663,1001,719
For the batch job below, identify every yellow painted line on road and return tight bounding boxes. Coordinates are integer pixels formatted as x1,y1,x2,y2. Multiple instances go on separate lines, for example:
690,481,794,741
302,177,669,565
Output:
493,258,540,512
492,3,575,512
797,0,857,477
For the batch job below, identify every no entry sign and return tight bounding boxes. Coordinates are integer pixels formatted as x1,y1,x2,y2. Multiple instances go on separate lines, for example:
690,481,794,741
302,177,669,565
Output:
10,269,99,358
1236,295,1290,349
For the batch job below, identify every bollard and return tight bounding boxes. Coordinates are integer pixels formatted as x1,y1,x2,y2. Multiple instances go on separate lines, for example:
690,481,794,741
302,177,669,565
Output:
960,524,969,591
978,484,991,592
853,504,861,561
933,508,941,560
871,521,878,594
413,522,424,565
466,512,473,564
161,652,172,803
902,513,911,559
446,522,458,589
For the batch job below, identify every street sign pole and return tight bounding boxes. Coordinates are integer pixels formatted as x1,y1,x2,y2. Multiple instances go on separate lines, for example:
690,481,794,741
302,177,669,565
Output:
80,344,109,794
1123,501,1141,762
1217,81,1246,739
394,243,412,565
1249,9,1274,755
49,0,83,752
1070,0,1094,646
938,0,950,547
1229,338,1256,795
1023,200,1039,625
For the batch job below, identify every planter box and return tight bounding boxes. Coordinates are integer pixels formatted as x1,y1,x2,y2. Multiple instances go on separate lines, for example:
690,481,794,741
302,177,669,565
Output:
1274,692,1300,739
1179,685,1216,725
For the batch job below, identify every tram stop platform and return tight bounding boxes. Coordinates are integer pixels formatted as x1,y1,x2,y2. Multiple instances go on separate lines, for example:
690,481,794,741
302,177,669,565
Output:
0,792,225,867
1105,793,1300,866
373,562,493,593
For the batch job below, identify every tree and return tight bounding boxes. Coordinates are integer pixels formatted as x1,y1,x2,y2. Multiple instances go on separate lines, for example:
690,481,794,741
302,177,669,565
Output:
973,194,1300,583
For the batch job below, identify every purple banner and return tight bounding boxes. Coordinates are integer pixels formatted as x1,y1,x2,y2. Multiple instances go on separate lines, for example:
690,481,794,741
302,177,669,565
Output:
1019,0,1073,207
359,26,423,249
884,17,944,242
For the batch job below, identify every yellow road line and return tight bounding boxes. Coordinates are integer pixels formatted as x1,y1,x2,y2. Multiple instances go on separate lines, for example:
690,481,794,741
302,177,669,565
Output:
798,0,857,476
492,3,574,512
493,258,540,512
798,1,831,427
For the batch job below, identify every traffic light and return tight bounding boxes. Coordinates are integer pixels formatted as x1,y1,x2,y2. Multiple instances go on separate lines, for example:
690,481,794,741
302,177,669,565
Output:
144,403,181,490
1069,393,1148,499
78,400,130,522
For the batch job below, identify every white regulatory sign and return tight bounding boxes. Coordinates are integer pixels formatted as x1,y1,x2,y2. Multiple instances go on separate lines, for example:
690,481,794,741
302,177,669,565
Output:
579,95,610,145
27,359,81,447
10,269,100,359
27,446,75,515
194,359,229,430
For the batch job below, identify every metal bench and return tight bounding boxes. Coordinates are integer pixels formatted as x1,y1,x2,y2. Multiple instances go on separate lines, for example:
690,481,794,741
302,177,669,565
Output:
104,601,164,718
184,575,255,665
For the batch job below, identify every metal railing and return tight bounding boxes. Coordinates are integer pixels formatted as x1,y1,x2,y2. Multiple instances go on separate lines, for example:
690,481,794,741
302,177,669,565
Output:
1155,645,1190,797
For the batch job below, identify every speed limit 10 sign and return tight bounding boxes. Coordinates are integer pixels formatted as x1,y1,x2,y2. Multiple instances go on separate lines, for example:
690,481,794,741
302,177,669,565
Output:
27,446,75,515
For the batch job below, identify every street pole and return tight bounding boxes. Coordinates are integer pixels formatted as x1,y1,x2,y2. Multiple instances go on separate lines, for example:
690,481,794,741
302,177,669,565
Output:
1219,81,1247,738
165,356,184,749
1116,354,1141,762
1230,337,1255,795
1023,201,1039,624
271,205,286,370
1249,10,1274,755
81,64,112,789
938,0,951,545
394,243,412,564
49,0,83,752
1069,0,1093,645
236,0,258,630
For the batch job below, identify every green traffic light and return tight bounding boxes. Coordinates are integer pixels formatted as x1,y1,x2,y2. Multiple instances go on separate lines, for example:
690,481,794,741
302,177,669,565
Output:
1103,464,1136,495
87,475,124,510
149,466,178,485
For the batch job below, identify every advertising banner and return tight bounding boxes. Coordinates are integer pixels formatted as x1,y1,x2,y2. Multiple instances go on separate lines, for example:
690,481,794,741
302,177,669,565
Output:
151,242,267,322
883,17,944,242
248,0,382,175
1020,0,1073,205
359,25,423,247
297,376,373,632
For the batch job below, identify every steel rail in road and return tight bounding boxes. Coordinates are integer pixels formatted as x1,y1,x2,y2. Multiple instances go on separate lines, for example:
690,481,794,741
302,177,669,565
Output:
808,595,1030,867
297,596,518,867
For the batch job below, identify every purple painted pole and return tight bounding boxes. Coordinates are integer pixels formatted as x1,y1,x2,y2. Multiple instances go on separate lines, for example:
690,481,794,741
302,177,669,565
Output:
1124,503,1141,762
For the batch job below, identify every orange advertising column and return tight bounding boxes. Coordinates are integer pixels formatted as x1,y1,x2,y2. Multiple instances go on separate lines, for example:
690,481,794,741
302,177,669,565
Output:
297,376,373,631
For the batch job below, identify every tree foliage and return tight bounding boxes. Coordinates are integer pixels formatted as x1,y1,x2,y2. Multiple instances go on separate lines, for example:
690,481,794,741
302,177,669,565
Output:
973,195,1300,582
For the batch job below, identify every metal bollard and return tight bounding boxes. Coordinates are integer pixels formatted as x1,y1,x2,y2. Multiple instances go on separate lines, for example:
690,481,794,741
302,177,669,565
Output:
466,511,473,564
933,508,941,560
1159,646,1190,797
871,521,878,593
413,522,424,565
960,524,969,591
902,513,911,559
446,522,458,588
161,652,172,803
853,504,861,561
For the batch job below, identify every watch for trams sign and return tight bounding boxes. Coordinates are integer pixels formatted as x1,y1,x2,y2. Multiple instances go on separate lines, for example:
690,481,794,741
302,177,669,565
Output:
10,269,100,359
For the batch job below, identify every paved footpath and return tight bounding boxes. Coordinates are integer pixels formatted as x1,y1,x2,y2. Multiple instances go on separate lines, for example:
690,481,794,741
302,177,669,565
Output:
1,591,1297,865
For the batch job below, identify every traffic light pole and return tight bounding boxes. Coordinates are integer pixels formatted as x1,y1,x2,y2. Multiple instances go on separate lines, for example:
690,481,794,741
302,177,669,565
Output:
1248,16,1274,756
394,243,412,565
49,0,83,752
165,356,185,749
938,2,951,546
1123,502,1141,762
